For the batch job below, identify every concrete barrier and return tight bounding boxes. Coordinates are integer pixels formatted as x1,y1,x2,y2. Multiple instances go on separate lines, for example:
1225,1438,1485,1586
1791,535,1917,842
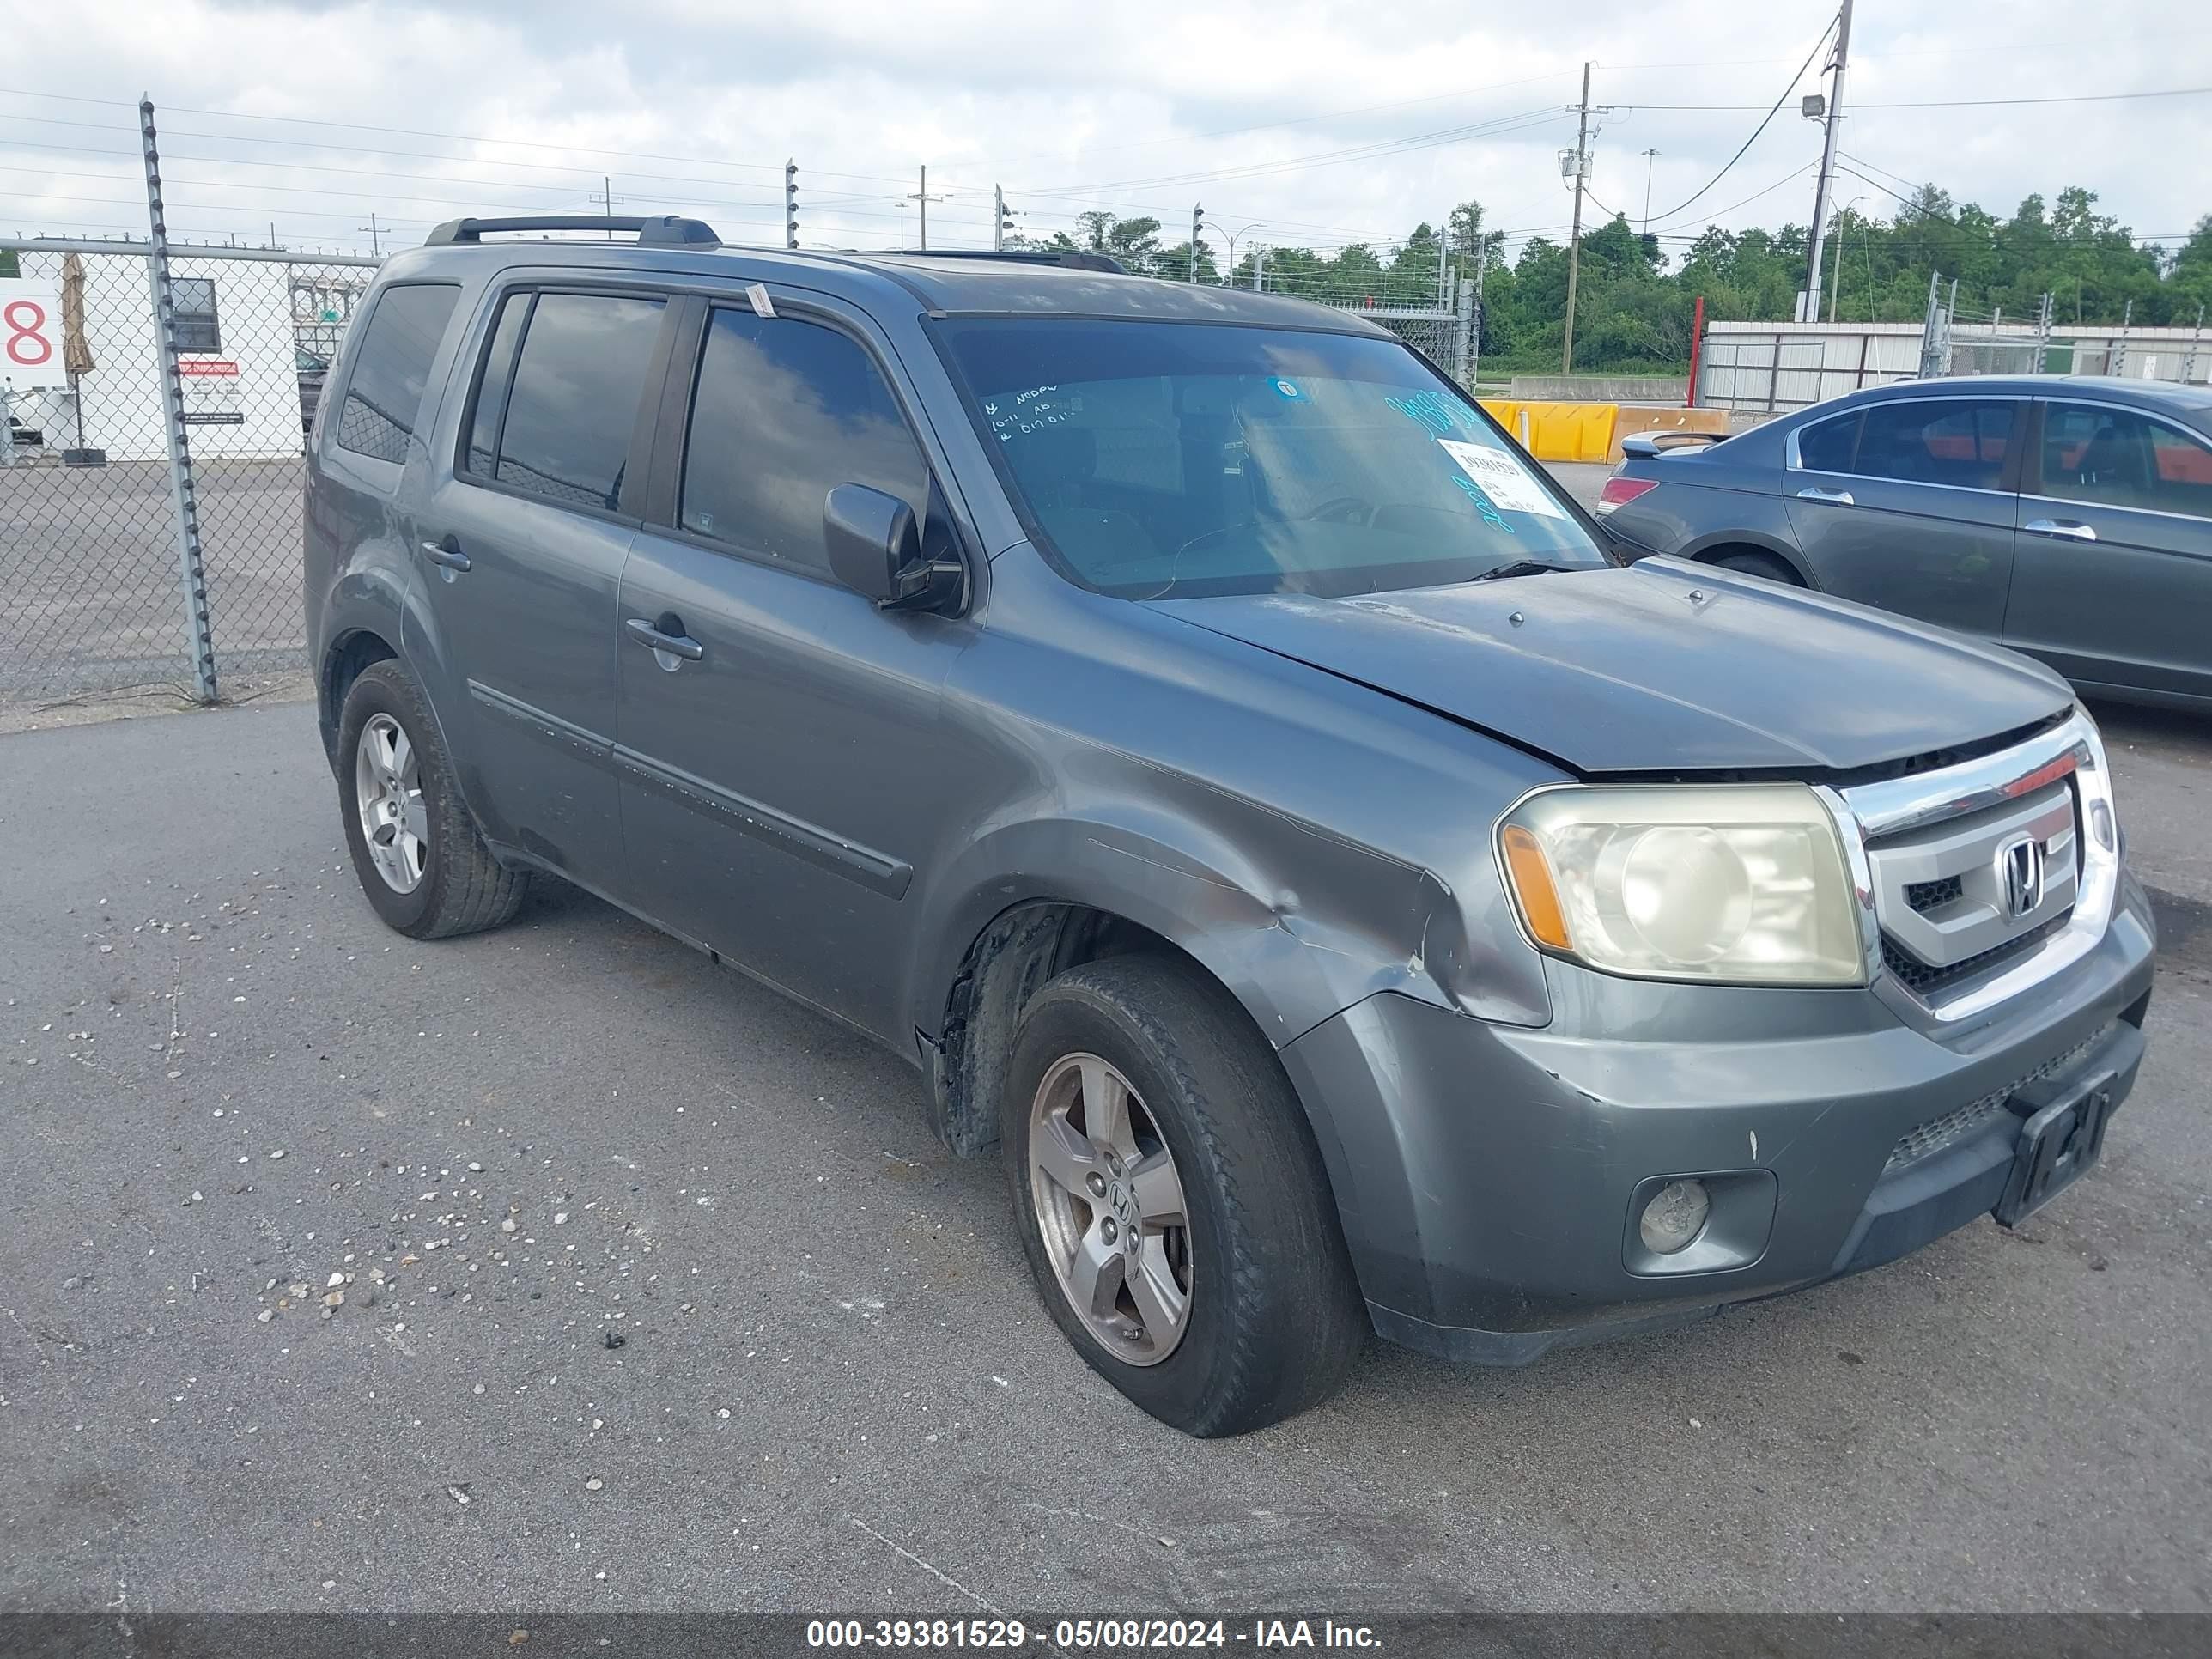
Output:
1508,374,1690,404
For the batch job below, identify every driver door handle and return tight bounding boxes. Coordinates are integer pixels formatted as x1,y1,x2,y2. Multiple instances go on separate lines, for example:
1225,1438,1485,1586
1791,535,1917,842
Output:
421,539,471,571
624,616,705,661
1796,485,1854,505
2024,518,2098,543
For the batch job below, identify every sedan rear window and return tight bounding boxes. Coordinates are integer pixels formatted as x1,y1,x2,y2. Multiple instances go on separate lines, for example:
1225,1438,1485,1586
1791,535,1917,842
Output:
934,319,1609,599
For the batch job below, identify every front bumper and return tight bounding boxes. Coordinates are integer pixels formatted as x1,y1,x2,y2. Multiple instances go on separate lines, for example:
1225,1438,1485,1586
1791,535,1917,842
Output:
1278,872,2158,1365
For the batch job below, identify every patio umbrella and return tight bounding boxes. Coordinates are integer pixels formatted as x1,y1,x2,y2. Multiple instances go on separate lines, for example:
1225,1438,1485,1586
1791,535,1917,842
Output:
59,252,94,448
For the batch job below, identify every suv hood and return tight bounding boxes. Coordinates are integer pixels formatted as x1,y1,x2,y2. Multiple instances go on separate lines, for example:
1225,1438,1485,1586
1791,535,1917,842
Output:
1155,557,2073,775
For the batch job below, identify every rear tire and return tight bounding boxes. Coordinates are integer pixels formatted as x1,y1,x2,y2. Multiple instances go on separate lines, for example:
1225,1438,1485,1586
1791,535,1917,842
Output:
1708,548,1806,586
1002,954,1366,1437
337,660,527,940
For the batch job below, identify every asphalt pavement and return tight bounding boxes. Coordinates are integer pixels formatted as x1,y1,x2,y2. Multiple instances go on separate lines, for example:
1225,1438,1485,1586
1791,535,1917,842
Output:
0,458,310,701
2,668,2209,1618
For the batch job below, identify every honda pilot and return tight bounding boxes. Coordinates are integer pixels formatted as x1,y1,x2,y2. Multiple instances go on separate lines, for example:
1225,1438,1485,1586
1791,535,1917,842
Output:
304,215,2157,1437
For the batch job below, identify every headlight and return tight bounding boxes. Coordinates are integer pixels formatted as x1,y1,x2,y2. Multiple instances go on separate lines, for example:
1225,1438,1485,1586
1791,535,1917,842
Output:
1498,784,1864,986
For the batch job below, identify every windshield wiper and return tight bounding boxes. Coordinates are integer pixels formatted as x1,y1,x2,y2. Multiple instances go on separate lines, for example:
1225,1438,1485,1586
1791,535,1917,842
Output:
1466,558,1573,583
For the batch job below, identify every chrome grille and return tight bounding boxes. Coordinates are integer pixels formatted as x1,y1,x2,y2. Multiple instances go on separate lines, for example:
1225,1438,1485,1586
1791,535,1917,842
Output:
1881,909,2070,997
1832,712,2120,1025
1862,777,2077,972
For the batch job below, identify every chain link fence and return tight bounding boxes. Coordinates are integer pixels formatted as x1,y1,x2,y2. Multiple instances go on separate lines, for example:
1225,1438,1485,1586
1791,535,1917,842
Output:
2,238,376,709
1310,292,1477,388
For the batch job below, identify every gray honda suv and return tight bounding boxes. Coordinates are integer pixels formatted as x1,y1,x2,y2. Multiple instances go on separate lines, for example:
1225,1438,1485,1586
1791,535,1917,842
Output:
304,215,2156,1437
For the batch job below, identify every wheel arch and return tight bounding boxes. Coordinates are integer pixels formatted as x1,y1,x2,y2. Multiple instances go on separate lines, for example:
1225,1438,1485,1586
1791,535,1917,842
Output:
1680,530,1818,587
319,627,399,769
913,808,1459,1169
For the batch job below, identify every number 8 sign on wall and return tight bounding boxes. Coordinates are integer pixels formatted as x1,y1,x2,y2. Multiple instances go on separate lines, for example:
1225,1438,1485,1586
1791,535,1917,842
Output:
1,283,64,373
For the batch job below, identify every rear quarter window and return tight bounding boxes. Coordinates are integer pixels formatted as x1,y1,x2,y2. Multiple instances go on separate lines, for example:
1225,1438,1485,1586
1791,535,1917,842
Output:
334,283,462,464
1796,410,1858,471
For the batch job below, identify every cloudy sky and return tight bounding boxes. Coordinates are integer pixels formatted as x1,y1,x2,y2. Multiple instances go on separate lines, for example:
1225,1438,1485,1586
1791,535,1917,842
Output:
7,0,2209,265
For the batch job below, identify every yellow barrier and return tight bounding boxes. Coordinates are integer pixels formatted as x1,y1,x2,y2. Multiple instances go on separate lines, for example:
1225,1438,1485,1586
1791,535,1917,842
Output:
1606,405,1730,463
1476,399,1620,464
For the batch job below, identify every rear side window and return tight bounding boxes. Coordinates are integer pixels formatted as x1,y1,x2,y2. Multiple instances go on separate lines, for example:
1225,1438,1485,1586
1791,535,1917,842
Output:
475,292,665,512
678,308,927,572
336,283,461,463
2039,401,2212,520
1852,399,2017,490
1796,410,1857,471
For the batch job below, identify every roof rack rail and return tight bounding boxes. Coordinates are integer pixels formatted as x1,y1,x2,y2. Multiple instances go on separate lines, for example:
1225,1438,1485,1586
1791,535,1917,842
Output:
874,248,1127,276
423,215,722,249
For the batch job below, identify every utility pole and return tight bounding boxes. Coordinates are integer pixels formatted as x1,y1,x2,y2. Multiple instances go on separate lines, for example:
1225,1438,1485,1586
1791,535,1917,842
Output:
907,166,946,251
994,185,1020,252
1468,237,1488,387
1189,204,1204,283
593,177,625,238
1801,0,1854,321
785,161,798,251
1560,62,1610,374
1639,149,1660,234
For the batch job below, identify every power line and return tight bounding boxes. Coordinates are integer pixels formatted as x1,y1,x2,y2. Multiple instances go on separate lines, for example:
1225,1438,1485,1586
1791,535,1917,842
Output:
1009,106,1566,197
1640,17,1835,225
1620,85,2212,112
1652,161,1818,232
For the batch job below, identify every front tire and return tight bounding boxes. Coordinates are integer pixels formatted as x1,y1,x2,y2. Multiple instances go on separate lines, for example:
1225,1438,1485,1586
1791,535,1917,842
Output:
1003,955,1366,1436
337,660,527,940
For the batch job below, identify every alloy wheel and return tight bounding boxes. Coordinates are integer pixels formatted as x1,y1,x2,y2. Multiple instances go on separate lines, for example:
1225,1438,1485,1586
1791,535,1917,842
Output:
1028,1052,1194,1366
354,712,428,895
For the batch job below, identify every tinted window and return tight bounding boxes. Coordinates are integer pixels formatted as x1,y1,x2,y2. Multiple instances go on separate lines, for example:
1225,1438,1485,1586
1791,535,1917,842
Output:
1796,410,1857,471
2040,401,2212,520
336,283,460,463
680,309,927,570
936,318,1609,599
465,291,532,480
491,293,665,511
1852,398,2016,490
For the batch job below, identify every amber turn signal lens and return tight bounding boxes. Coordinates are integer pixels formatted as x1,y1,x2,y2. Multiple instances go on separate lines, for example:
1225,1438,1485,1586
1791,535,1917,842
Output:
1500,823,1571,951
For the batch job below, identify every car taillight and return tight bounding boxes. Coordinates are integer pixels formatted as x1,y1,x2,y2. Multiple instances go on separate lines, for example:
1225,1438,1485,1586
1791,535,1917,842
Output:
1595,476,1658,516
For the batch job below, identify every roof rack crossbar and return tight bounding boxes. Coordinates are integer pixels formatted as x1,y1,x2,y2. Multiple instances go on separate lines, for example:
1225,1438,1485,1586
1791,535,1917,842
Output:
424,215,722,249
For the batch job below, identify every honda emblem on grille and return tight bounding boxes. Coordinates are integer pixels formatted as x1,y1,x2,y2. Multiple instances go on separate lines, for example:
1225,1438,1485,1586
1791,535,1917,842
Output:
1996,834,2046,921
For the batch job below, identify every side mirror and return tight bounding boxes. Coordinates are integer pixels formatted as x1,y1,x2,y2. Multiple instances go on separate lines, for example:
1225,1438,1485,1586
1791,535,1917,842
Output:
823,483,963,611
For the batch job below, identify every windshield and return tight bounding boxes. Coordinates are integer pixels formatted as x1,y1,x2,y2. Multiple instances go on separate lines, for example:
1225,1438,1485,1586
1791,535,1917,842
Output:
935,318,1610,599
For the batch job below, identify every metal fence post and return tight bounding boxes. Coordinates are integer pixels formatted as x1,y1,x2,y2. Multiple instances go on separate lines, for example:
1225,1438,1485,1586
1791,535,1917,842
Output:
1455,273,1474,386
138,97,219,704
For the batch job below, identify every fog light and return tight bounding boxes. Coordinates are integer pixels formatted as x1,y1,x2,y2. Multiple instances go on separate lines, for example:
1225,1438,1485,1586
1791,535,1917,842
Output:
1638,1179,1711,1255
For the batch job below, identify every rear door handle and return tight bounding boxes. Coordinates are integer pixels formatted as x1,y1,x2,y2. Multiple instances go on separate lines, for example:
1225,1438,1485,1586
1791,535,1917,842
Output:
2024,518,2098,543
1796,485,1855,505
421,539,471,572
624,616,705,662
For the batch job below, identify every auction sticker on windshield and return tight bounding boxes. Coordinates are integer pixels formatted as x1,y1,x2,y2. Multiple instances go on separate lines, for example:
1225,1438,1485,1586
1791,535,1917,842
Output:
1437,439,1565,518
